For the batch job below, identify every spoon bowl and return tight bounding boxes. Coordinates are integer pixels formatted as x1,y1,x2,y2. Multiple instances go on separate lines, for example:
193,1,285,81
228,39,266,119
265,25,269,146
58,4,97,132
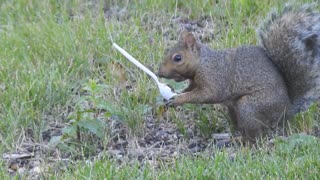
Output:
112,43,176,100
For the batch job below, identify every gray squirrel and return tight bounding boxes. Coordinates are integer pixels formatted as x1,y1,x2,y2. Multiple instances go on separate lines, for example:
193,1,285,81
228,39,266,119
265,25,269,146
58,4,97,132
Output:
157,4,320,143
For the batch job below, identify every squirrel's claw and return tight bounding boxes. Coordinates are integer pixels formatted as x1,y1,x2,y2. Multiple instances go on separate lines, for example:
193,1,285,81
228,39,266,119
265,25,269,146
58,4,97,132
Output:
165,96,177,107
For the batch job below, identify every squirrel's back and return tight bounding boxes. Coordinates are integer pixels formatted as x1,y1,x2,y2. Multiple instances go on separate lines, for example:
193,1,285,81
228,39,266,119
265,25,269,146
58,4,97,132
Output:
258,4,320,114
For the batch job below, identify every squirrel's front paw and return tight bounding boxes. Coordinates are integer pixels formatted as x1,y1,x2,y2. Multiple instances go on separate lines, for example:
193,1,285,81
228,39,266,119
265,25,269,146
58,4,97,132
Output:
165,96,178,107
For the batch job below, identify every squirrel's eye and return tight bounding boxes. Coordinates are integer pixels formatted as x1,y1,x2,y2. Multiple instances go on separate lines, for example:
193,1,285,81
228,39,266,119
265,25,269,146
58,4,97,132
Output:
173,54,182,62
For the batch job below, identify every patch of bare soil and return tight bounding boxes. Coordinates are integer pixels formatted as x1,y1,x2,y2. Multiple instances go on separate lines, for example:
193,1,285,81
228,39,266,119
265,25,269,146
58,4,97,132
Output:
3,108,234,178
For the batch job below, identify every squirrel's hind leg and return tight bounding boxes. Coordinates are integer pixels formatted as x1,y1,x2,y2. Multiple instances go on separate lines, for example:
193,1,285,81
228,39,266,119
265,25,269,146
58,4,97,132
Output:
236,96,276,144
235,94,289,144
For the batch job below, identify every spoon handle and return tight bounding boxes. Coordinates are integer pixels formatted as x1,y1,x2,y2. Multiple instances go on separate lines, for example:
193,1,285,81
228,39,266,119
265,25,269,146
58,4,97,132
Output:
113,43,159,84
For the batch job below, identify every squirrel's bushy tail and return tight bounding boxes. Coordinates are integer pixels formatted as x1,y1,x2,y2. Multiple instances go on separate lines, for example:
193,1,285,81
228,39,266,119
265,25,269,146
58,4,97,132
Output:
258,4,320,115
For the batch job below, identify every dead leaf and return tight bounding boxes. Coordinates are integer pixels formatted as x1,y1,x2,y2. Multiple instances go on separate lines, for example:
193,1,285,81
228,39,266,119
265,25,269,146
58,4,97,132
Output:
110,61,127,84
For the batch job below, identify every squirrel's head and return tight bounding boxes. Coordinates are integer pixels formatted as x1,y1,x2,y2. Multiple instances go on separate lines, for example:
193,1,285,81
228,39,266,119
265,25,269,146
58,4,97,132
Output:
158,31,200,82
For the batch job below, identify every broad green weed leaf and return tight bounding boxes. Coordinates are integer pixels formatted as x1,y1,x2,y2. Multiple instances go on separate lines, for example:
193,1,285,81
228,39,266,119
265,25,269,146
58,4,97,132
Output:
48,136,63,148
62,125,78,138
77,119,106,138
275,134,318,155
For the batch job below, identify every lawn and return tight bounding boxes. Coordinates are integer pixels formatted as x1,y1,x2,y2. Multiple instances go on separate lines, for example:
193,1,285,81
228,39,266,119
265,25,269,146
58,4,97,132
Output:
0,0,319,179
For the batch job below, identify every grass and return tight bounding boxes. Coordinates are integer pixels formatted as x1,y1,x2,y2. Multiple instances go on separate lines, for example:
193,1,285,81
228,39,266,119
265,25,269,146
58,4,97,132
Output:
50,134,320,179
0,0,319,178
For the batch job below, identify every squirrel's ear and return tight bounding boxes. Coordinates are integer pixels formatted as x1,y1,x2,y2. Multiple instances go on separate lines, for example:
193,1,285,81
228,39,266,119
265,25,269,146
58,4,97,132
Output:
179,31,196,48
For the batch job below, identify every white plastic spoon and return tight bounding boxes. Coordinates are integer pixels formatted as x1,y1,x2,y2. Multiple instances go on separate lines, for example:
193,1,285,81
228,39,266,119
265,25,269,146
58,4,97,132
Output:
112,43,177,100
